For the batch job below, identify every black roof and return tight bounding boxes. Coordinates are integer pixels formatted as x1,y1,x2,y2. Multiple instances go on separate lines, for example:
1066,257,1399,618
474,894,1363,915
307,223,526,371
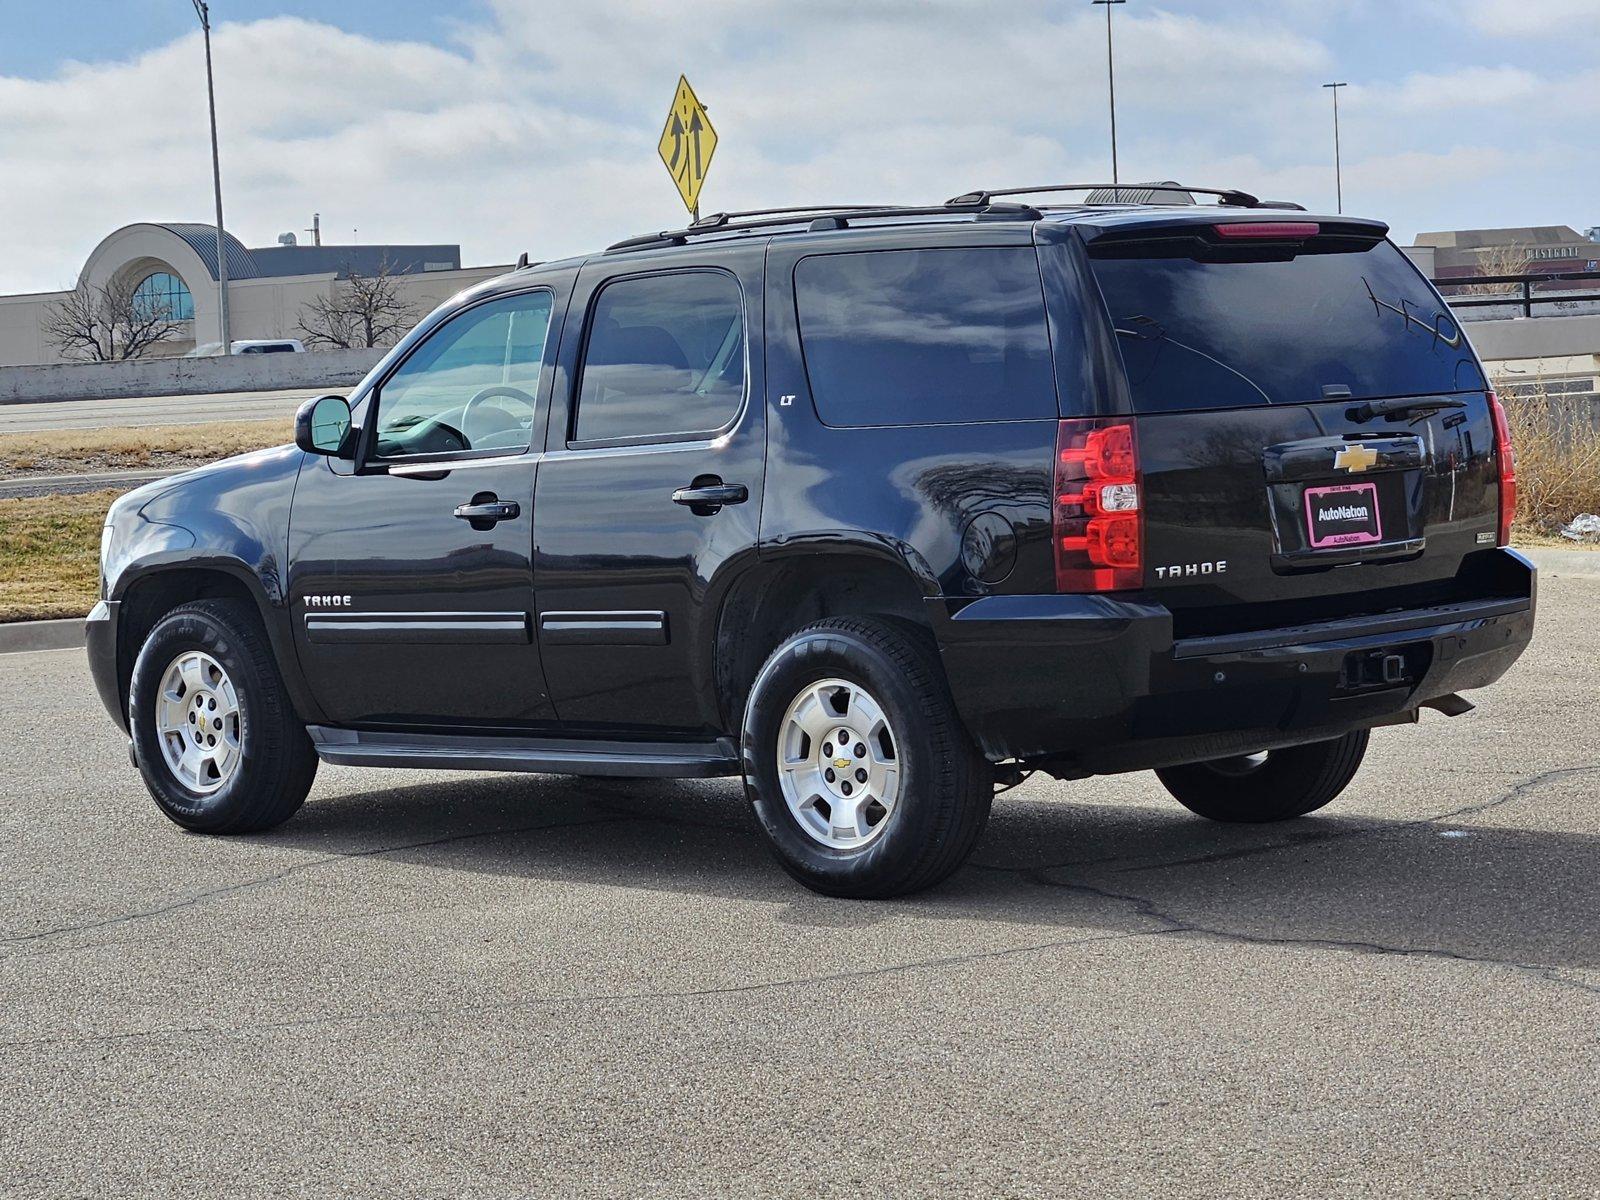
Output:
245,244,462,280
153,223,460,281
157,223,260,281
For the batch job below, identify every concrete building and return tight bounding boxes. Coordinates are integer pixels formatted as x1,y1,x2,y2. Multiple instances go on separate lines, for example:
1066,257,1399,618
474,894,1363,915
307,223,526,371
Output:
0,222,510,367
1408,225,1600,287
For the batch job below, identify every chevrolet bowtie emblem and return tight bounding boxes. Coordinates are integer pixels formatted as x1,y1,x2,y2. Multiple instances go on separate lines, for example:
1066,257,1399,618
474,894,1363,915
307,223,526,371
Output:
1334,444,1379,473
833,758,851,770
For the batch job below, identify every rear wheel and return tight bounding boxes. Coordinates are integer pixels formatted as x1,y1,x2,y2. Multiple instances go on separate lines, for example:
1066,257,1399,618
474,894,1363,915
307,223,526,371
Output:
742,617,992,898
128,599,317,833
1155,730,1369,823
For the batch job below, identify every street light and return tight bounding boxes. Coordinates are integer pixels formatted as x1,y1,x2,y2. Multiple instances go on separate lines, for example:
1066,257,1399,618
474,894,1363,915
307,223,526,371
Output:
1092,0,1126,201
192,0,231,354
1323,81,1348,215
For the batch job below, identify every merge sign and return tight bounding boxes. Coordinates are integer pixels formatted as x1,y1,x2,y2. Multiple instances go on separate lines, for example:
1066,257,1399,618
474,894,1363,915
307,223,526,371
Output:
657,75,717,216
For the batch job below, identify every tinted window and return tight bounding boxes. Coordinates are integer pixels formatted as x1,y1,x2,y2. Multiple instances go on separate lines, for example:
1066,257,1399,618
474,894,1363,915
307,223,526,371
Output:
794,247,1056,427
132,271,194,321
576,271,745,443
374,290,552,458
1090,239,1485,413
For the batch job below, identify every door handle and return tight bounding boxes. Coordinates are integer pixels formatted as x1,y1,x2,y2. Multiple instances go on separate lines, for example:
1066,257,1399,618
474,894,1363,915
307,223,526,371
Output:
454,496,520,529
671,480,748,514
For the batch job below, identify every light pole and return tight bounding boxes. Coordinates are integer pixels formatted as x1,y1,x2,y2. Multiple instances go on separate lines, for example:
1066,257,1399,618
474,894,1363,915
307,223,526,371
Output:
192,0,231,354
1092,0,1126,201
1323,81,1348,214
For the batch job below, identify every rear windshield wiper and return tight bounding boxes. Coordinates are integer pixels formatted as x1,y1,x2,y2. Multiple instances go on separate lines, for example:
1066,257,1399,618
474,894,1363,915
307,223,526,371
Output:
1346,396,1467,423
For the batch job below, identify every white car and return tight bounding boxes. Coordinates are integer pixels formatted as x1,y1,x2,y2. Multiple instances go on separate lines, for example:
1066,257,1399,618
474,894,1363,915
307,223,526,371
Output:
184,339,306,357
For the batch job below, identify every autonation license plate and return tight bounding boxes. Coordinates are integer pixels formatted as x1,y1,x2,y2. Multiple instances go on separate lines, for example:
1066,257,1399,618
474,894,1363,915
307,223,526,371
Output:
1304,481,1382,548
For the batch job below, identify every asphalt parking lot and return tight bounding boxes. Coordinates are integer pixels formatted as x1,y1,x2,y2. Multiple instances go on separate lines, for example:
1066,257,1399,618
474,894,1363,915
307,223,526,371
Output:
3,571,1597,1198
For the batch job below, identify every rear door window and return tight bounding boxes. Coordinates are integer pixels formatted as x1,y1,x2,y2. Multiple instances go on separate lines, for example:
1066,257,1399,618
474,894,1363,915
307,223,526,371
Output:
1089,238,1484,413
575,270,745,444
794,247,1056,427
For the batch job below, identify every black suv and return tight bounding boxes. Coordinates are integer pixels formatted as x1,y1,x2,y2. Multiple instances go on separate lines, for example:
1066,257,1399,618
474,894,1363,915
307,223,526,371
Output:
88,186,1535,897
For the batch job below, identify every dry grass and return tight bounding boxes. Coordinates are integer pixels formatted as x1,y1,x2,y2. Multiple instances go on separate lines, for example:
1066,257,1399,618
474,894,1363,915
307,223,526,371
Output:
1497,387,1600,538
0,419,285,477
0,489,122,622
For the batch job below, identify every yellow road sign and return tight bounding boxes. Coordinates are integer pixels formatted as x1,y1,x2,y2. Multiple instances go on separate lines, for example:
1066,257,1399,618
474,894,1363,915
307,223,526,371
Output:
657,75,717,217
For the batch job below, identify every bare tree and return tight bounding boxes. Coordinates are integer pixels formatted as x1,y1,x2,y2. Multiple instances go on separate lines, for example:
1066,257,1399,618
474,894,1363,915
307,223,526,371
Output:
296,258,418,349
1456,242,1534,299
42,276,184,361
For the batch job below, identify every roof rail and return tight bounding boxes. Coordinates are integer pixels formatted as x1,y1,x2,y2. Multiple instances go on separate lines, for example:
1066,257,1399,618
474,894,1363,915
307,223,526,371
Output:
606,207,888,252
946,183,1264,208
604,200,1042,253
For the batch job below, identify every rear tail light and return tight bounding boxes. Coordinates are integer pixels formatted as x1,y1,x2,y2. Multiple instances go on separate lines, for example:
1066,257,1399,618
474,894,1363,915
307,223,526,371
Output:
1054,418,1143,591
1489,392,1517,546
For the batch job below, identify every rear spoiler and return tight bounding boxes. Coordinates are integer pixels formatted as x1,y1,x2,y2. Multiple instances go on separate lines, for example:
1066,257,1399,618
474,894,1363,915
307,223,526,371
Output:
1079,216,1391,260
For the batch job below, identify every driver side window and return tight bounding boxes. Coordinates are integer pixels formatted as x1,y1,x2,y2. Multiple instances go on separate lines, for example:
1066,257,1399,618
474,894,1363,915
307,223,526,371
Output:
373,290,553,459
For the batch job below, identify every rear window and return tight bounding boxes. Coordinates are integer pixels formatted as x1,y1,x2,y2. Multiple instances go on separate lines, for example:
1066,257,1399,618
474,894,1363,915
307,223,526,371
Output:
1089,238,1485,413
795,247,1056,427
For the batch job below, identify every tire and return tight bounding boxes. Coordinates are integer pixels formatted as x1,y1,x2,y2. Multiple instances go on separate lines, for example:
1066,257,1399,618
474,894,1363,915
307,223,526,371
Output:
741,617,992,899
128,598,317,834
1154,730,1370,823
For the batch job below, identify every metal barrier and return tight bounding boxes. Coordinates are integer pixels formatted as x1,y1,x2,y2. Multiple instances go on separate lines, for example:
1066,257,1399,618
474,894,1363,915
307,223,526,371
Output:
1435,270,1600,318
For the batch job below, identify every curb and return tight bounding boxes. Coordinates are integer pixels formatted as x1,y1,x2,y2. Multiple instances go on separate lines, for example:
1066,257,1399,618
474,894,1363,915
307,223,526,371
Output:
0,618,84,654
1520,545,1600,579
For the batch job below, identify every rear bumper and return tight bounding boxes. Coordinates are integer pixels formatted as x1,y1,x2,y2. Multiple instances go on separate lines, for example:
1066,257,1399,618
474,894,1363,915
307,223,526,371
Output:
931,549,1536,773
86,599,126,733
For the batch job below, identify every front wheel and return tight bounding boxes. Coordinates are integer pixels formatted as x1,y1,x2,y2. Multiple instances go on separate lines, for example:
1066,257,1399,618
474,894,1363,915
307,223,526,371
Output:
128,599,317,834
1155,730,1370,823
742,617,992,899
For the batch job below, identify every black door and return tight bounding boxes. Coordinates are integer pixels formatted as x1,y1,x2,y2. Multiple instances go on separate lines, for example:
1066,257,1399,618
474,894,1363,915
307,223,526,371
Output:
533,245,766,734
286,284,566,730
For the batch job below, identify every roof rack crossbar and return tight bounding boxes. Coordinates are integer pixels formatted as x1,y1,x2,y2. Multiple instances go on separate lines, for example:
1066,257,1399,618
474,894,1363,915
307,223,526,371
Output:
605,200,1043,252
946,183,1263,208
688,205,893,230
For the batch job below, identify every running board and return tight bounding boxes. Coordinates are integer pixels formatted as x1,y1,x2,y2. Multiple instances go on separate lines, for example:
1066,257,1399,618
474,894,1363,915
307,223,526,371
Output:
306,726,740,779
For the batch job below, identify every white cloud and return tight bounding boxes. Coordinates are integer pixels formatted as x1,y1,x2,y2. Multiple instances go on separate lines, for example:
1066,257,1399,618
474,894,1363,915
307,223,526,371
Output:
1351,66,1541,113
1466,0,1600,36
0,3,1591,293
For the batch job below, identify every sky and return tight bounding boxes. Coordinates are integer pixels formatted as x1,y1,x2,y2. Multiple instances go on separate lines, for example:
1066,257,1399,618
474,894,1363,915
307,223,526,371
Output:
1,0,1597,295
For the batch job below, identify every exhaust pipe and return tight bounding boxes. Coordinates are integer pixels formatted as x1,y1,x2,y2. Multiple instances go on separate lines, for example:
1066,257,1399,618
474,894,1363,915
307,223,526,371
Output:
1423,693,1475,718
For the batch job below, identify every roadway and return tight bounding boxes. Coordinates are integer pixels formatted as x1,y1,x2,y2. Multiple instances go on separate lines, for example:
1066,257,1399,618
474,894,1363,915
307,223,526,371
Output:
2,573,1597,1197
0,387,321,433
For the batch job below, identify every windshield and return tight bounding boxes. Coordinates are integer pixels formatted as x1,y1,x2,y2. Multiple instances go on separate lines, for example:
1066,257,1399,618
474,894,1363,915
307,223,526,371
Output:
1089,239,1485,413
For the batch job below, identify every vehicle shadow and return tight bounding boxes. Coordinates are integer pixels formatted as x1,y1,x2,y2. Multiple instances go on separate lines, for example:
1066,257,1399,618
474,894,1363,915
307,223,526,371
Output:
266,767,1599,978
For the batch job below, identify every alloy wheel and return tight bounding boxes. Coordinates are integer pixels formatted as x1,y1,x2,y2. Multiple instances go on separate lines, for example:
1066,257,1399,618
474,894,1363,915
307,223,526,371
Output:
776,678,901,849
154,650,242,794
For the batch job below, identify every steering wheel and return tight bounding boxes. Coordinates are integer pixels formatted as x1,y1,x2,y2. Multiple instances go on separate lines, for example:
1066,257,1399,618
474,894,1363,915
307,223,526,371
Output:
461,385,537,449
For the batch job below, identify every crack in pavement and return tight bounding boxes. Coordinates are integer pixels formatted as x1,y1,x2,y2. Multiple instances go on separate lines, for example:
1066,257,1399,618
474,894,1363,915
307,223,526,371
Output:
0,928,1159,1052
1119,759,1600,873
0,812,630,953
963,762,1600,1002
1022,874,1600,1001
969,761,1600,878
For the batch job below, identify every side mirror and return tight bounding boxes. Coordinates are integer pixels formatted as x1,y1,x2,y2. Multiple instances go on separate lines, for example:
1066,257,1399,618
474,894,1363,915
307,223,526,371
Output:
295,394,352,457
